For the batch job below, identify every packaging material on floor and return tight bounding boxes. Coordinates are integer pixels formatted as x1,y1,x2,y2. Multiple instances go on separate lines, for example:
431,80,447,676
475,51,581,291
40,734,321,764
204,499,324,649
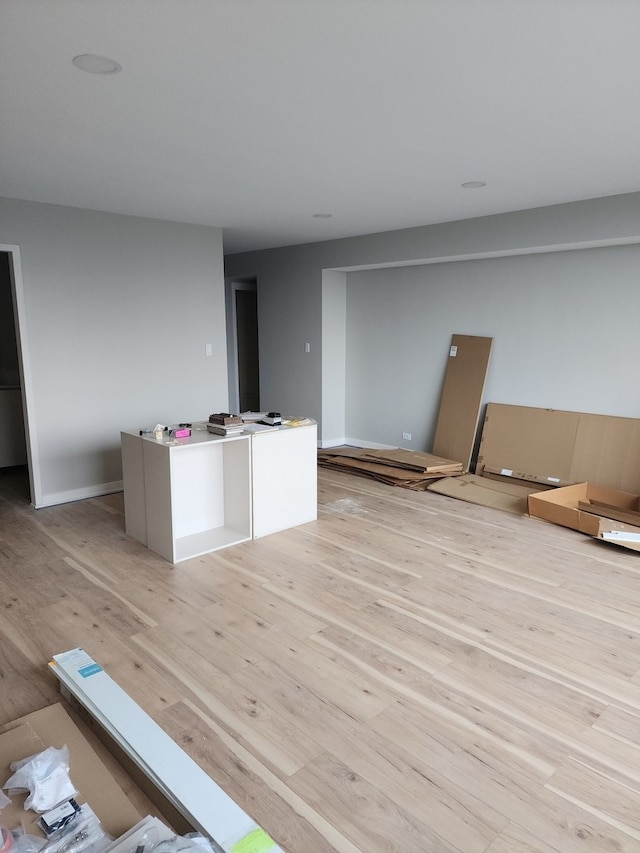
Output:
477,403,640,493
317,447,464,489
592,519,640,552
104,815,175,853
427,473,548,515
0,703,164,839
528,482,640,552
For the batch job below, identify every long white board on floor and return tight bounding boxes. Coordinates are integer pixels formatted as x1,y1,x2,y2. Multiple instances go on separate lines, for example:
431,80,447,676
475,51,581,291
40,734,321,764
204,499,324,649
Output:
49,649,281,853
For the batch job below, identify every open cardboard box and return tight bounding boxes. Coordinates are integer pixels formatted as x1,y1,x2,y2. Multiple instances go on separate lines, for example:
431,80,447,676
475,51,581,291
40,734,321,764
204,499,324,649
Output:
528,482,640,550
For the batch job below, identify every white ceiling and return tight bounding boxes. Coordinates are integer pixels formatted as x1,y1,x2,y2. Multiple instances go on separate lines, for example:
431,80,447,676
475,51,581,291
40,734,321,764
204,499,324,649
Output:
2,1,640,255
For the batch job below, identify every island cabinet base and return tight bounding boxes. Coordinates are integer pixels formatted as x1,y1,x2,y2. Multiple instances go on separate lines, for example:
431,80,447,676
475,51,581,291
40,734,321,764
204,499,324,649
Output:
121,422,317,564
121,430,252,564
251,423,318,538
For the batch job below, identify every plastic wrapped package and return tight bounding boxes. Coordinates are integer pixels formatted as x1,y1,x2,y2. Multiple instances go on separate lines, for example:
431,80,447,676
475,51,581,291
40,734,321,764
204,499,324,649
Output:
3,747,77,813
41,804,111,853
8,830,46,853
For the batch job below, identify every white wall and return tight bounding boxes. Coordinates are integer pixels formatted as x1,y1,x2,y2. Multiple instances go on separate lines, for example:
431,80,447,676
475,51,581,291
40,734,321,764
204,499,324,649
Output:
321,270,346,446
224,191,640,449
0,197,228,507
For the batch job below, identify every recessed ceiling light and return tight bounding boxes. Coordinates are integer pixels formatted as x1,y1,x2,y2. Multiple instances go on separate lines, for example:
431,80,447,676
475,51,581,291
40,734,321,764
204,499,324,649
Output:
312,213,333,219
73,54,122,75
461,181,487,189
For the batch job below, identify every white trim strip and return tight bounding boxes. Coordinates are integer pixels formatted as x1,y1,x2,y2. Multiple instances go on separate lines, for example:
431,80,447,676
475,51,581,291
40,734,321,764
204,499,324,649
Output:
49,649,281,853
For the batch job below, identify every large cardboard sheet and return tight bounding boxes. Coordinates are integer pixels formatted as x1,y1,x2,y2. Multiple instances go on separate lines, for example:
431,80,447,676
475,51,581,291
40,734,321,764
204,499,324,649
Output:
428,474,541,515
477,403,640,493
317,447,463,489
432,335,493,471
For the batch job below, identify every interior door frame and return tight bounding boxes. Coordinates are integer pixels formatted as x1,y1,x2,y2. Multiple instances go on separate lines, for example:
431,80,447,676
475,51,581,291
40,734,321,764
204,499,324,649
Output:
1,244,41,506
225,276,258,414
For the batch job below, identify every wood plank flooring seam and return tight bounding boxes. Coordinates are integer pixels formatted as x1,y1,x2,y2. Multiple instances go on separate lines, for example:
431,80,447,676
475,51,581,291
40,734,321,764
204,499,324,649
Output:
307,621,640,792
129,633,317,779
446,561,640,633
543,784,640,844
180,701,364,853
384,597,640,713
314,509,573,589
64,557,159,628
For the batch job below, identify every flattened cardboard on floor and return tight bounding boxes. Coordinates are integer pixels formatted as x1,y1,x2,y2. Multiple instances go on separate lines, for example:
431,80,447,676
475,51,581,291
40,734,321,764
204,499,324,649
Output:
319,454,438,481
428,473,544,515
477,403,640,493
317,447,462,489
363,448,463,473
0,703,143,837
432,334,493,471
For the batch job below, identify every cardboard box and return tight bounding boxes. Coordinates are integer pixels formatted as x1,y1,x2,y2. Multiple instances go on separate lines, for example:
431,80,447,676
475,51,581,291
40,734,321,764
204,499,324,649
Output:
528,482,640,537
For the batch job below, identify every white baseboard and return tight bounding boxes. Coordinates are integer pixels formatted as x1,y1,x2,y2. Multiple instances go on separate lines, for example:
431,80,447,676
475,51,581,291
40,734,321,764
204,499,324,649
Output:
318,437,399,450
344,437,399,450
319,436,346,448
37,480,124,509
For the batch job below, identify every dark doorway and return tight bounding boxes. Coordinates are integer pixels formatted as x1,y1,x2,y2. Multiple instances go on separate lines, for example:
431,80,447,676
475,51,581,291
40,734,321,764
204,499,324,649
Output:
235,287,260,412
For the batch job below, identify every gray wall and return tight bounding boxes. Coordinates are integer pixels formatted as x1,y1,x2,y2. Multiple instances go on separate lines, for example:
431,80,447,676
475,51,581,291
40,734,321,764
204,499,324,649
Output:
225,191,640,450
0,197,227,507
346,245,640,450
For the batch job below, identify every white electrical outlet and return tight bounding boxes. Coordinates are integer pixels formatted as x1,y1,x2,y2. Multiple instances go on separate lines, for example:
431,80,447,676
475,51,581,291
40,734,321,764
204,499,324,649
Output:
304,342,311,353
403,432,412,441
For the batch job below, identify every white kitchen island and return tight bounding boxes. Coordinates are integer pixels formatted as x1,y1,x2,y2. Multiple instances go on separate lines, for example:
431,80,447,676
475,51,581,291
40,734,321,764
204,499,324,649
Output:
121,420,317,564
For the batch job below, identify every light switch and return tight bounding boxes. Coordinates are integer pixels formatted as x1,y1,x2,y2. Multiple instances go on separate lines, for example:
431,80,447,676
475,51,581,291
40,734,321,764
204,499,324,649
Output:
205,344,213,356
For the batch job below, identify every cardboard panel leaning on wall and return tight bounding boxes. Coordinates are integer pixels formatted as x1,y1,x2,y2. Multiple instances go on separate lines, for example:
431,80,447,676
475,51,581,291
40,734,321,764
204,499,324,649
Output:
572,415,640,493
476,403,580,485
432,334,493,471
478,403,640,494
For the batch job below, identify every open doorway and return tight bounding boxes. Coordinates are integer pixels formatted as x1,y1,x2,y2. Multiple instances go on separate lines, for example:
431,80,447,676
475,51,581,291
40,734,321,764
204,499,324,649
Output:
0,249,32,503
225,277,260,414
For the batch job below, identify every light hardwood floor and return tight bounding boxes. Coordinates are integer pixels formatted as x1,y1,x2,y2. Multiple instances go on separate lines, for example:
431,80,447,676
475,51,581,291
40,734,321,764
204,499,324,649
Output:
2,464,640,852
